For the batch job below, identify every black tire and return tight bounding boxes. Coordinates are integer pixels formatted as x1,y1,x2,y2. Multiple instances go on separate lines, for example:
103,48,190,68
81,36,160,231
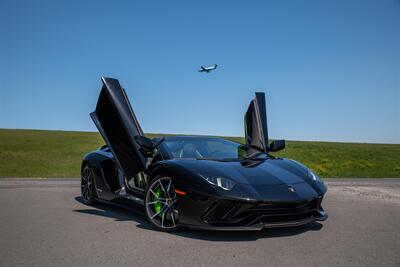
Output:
145,175,181,232
81,165,97,205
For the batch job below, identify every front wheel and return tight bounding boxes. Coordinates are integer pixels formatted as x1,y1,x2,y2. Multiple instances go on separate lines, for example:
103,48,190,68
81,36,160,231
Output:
145,176,181,232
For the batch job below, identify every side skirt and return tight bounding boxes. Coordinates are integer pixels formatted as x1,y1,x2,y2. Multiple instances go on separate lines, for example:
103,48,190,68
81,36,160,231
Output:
94,196,145,215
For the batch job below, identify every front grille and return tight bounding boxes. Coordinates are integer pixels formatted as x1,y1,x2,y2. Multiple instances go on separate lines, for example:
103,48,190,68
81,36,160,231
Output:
245,199,320,224
201,198,321,226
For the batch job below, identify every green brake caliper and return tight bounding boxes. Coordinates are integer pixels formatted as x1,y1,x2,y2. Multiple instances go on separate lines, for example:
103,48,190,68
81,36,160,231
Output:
154,187,163,214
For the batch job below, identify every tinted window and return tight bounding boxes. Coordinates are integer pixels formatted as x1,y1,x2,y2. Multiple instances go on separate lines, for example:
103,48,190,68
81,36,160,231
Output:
162,138,245,160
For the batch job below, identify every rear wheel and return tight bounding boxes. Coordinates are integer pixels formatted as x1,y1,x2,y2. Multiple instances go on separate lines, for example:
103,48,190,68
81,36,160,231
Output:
145,176,180,231
81,165,96,204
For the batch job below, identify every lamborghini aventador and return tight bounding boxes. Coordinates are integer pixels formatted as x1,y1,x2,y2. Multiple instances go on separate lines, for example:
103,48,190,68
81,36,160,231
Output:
81,77,328,231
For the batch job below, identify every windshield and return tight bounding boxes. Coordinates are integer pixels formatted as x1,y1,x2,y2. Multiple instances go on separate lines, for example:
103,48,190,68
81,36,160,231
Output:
160,137,265,160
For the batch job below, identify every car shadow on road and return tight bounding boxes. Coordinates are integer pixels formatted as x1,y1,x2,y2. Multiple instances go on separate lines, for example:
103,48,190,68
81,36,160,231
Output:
74,196,149,225
74,196,324,242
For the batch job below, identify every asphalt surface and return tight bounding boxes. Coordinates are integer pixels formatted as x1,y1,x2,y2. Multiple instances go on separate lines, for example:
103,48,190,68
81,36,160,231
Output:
0,178,399,267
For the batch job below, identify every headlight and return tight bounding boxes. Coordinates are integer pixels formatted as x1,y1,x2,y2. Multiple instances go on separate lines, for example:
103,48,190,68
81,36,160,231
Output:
309,170,321,182
200,175,236,190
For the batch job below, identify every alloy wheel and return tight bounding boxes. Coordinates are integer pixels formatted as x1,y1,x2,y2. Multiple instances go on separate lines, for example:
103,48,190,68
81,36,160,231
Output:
145,177,179,230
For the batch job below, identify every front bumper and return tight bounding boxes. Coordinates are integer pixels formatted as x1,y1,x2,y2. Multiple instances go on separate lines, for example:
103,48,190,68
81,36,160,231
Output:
182,212,327,231
178,195,328,231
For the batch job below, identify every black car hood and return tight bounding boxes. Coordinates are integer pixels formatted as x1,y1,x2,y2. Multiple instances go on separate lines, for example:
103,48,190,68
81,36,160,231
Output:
165,157,327,202
169,158,311,185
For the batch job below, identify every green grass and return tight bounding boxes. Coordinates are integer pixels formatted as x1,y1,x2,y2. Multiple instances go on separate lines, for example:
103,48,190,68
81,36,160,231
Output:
0,129,399,178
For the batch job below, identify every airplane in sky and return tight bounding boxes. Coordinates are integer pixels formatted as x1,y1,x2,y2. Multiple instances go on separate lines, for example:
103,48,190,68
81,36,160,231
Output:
198,64,218,73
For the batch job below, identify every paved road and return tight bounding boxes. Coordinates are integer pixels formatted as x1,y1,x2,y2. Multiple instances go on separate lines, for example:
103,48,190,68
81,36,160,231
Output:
0,179,399,267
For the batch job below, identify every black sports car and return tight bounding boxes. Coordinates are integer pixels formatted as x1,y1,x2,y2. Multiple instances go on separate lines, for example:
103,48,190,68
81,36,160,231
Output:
81,77,328,231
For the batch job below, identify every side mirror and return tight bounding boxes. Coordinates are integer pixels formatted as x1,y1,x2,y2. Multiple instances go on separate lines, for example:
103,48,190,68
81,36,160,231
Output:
134,135,154,156
269,140,285,152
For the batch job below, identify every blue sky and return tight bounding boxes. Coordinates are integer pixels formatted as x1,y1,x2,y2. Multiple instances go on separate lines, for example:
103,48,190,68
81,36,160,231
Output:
0,0,399,143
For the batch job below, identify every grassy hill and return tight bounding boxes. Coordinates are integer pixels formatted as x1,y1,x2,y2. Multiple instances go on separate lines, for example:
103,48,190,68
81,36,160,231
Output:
0,129,399,178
